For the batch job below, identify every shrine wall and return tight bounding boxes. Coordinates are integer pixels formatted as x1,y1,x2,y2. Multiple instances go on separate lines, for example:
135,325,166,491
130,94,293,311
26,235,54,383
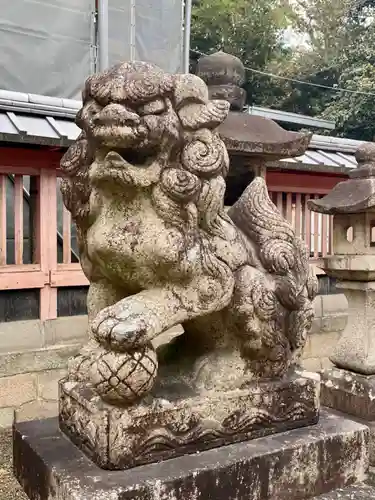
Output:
302,293,347,373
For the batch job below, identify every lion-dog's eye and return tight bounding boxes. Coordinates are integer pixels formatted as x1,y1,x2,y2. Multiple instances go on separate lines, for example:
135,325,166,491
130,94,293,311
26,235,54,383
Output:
138,99,166,116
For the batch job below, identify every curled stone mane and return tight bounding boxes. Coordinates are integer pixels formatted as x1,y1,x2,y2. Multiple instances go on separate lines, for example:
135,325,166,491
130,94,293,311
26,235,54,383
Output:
61,62,231,244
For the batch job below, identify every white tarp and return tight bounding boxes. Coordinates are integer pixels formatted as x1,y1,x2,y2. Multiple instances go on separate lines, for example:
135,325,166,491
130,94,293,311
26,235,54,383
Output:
108,0,132,65
0,0,94,99
0,0,184,99
109,0,184,74
134,0,184,73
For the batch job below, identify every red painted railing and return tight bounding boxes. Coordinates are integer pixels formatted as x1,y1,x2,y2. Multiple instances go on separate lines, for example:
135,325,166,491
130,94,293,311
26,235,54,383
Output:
268,190,333,260
0,153,331,320
0,162,88,321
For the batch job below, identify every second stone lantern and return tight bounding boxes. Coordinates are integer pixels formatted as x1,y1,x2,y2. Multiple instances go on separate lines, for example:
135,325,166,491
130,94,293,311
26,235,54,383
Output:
309,142,375,462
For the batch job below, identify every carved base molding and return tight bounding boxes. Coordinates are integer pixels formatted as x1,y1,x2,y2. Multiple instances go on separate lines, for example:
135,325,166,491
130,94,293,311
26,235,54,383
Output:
59,371,320,470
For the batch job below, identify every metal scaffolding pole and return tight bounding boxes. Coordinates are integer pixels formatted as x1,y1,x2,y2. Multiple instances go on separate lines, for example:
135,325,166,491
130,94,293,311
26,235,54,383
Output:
183,0,192,73
97,0,109,71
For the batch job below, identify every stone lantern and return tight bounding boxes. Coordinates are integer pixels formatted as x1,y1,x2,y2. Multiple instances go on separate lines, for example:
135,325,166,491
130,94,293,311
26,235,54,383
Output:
196,50,247,111
196,51,311,204
309,142,375,461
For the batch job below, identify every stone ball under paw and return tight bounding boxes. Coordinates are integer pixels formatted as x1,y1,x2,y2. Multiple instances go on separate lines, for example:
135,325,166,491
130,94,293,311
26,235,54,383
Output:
89,345,158,405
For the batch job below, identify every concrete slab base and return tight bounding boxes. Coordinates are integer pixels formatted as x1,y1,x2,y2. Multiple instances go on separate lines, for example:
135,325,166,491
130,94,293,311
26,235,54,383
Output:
313,484,375,499
314,484,375,500
321,367,375,464
14,411,368,500
320,368,375,420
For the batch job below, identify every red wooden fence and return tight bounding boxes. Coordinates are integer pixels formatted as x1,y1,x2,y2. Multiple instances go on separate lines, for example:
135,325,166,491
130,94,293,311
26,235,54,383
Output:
0,149,88,320
268,190,333,260
0,153,333,321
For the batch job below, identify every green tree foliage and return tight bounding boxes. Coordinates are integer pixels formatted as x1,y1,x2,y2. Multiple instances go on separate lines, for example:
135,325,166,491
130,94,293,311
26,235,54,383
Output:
283,0,353,62
321,28,375,140
190,0,294,105
191,0,375,139
275,0,375,138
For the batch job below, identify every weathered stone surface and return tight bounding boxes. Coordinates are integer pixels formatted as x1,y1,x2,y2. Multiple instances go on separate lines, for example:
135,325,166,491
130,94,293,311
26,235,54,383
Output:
321,294,348,316
208,84,247,110
321,367,375,465
313,484,375,499
320,314,347,335
309,143,375,215
328,281,375,373
321,357,334,370
302,356,333,373
197,51,246,88
314,295,323,317
59,372,320,470
365,421,375,464
16,400,57,423
0,408,15,428
302,357,322,372
0,321,43,353
0,316,87,354
60,59,317,409
0,344,81,378
14,411,369,500
195,50,311,158
57,59,319,472
310,318,323,334
0,373,37,408
321,368,375,421
44,316,88,346
309,331,341,359
196,52,247,110
320,255,375,281
219,111,311,157
309,177,375,215
37,369,67,401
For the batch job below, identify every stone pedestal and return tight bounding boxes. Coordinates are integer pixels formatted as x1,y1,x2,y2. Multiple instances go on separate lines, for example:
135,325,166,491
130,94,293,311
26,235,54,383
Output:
321,367,375,464
328,280,375,374
59,371,320,470
313,484,375,499
14,411,369,500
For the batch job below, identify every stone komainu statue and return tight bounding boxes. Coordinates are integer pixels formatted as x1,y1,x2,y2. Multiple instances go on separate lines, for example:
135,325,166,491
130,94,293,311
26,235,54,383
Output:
60,61,317,405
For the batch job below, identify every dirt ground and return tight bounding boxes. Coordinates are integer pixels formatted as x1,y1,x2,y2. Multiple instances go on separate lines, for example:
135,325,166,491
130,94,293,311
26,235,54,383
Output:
0,429,27,500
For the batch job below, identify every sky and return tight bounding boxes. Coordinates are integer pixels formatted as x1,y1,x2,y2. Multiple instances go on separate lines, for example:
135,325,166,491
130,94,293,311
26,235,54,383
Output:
282,26,310,49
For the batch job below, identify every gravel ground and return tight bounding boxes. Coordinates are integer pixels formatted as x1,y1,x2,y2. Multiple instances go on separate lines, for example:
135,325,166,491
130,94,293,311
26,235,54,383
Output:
0,429,27,500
